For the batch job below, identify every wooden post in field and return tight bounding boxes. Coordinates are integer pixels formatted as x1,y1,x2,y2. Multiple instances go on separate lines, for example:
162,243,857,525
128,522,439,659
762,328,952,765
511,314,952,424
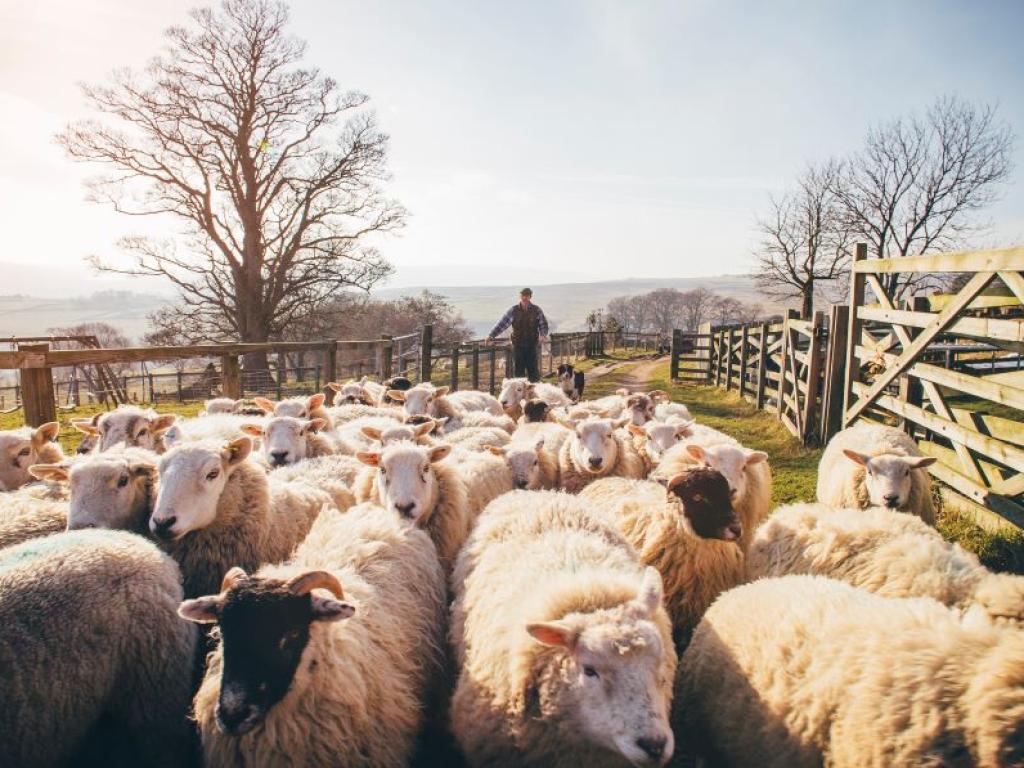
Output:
802,311,825,442
322,343,337,400
739,324,749,398
488,347,497,394
450,344,460,391
669,329,681,381
897,297,927,434
725,328,736,391
419,325,433,384
755,321,769,409
221,355,242,399
842,243,867,425
471,345,480,390
821,305,849,443
18,344,56,427
776,310,799,417
380,335,393,380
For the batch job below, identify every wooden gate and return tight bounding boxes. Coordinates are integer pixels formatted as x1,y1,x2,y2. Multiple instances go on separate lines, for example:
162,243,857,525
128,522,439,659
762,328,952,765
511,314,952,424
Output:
670,329,712,382
775,311,827,444
842,243,1024,528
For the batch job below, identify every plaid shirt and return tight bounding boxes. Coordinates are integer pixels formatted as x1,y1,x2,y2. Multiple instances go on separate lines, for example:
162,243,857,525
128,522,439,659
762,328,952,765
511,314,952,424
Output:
489,303,549,340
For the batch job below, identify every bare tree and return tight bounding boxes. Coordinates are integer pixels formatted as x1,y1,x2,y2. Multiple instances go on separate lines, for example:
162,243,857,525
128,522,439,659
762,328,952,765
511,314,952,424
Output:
678,287,716,331
59,0,404,370
833,95,1014,300
646,288,684,337
754,160,850,318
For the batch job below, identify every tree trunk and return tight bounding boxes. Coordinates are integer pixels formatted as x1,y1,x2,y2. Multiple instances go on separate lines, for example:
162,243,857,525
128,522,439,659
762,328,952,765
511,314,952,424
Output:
801,281,814,319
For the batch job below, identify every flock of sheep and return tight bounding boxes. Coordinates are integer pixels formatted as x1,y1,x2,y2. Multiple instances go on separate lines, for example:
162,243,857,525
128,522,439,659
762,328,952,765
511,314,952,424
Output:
0,373,1022,768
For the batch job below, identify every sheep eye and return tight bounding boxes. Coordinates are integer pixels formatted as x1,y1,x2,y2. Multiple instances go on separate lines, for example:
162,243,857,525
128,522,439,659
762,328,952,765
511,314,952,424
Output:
583,665,599,679
138,428,149,436
206,469,220,481
117,475,129,488
380,467,387,475
17,447,31,457
533,460,539,467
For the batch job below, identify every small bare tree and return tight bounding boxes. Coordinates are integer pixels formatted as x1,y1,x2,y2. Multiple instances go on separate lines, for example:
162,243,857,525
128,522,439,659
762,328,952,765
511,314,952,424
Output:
678,287,716,331
833,95,1013,300
754,160,849,318
59,0,404,370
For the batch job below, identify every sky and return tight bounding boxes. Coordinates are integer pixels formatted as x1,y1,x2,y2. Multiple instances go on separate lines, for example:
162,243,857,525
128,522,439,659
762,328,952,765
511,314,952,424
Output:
1,0,1023,293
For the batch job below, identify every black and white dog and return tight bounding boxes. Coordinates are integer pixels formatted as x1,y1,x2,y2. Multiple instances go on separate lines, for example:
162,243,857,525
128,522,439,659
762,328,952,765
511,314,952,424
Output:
557,363,586,402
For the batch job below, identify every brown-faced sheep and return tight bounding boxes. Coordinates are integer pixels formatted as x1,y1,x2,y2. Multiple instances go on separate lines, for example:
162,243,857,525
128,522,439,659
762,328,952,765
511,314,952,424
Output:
557,417,646,493
675,575,1024,768
0,422,62,491
181,503,446,768
328,379,383,407
748,502,1024,624
817,422,937,524
580,470,744,645
354,442,470,575
0,529,196,768
149,437,333,597
449,491,677,768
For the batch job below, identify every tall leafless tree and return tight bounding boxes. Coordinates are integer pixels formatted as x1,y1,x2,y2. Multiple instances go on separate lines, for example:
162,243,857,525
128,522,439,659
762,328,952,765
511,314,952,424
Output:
59,0,404,370
678,287,716,331
832,95,1013,300
754,160,850,318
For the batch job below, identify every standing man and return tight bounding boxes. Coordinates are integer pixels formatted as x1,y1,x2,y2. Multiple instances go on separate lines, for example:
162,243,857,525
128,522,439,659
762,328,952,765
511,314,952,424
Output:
486,287,549,382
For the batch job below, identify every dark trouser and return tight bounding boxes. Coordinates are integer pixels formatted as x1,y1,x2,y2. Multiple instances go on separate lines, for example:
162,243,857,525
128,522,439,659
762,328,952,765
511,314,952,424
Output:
513,344,540,382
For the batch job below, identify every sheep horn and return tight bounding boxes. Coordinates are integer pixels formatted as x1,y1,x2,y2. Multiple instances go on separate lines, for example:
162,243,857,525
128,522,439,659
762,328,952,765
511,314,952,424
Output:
287,570,345,599
220,566,248,592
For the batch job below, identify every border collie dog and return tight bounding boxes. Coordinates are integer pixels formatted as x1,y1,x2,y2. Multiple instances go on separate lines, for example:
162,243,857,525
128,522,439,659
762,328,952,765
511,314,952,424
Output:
557,363,585,402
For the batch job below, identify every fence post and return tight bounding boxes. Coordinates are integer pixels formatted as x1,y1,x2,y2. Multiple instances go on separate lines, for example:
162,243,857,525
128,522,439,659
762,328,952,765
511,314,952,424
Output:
713,329,723,387
842,243,867,425
470,345,480,390
322,343,337,399
380,335,394,380
739,325,750,398
419,325,433,384
821,305,849,443
755,322,769,409
776,315,791,417
221,355,242,399
669,329,681,380
176,370,184,402
725,328,736,391
898,297,928,434
18,344,56,427
489,347,497,394
802,311,826,443
450,344,460,392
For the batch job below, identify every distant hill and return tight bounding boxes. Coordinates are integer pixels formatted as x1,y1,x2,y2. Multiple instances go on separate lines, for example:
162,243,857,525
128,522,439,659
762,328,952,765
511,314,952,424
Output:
0,274,791,342
375,275,791,335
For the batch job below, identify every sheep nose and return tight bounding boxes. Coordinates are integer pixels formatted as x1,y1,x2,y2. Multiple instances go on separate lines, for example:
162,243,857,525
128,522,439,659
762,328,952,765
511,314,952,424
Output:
270,451,289,466
588,457,603,469
216,700,260,735
395,502,416,518
636,736,667,760
884,494,900,508
515,479,529,489
725,521,742,541
151,516,177,539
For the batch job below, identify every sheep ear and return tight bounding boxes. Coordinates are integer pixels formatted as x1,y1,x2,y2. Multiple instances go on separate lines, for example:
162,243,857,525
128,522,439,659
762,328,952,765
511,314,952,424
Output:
535,437,545,451
240,423,264,437
253,397,276,414
675,421,694,437
306,418,327,434
386,389,406,402
163,425,183,446
307,393,326,410
905,456,937,470
686,444,707,462
631,567,663,618
662,473,686,494
429,445,452,463
223,437,252,466
29,463,70,482
414,421,436,437
310,595,356,623
842,449,870,467
745,450,768,466
487,446,506,456
434,386,450,397
612,416,630,430
33,422,60,444
72,419,100,436
177,598,222,623
648,390,669,403
356,451,381,467
327,381,342,392
178,595,224,624
627,424,647,437
434,417,449,429
151,414,177,433
615,388,630,396
526,621,577,650
361,426,382,440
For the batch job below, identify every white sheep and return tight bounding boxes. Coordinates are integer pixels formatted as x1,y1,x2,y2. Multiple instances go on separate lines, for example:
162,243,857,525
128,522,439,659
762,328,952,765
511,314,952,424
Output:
449,490,677,767
0,529,196,767
358,419,438,447
444,425,512,452
817,422,937,524
0,492,68,549
327,413,414,455
446,408,516,433
557,417,647,493
162,412,265,448
487,436,559,490
747,502,1024,624
675,574,1024,768
653,401,692,422
75,405,177,453
619,389,670,426
254,393,334,429
202,397,239,415
149,437,337,597
388,383,503,422
497,377,571,419
327,378,384,407
0,422,62,492
241,415,333,467
579,470,744,645
353,441,470,574
327,403,403,425
271,454,365,502
627,419,694,472
652,440,770,552
180,503,446,768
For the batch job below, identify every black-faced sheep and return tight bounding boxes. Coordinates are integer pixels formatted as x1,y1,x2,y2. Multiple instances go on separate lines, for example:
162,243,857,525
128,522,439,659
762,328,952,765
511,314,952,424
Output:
748,502,1024,624
450,491,677,768
675,575,1024,768
180,503,446,768
519,397,553,424
0,529,196,767
0,422,62,491
580,469,744,645
817,422,937,524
